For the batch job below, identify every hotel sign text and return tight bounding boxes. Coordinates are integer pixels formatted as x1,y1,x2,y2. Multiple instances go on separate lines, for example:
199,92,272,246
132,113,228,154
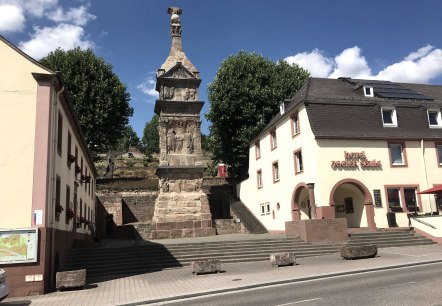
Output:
331,151,381,169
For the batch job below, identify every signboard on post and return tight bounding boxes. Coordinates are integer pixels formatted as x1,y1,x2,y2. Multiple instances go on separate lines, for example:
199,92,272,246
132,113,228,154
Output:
0,228,38,264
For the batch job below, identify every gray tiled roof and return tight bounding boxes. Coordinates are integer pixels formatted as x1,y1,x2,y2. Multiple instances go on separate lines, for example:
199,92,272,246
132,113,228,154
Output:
255,77,442,142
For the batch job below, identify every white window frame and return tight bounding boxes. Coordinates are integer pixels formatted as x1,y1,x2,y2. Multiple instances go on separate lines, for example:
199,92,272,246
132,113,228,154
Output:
257,169,263,188
255,141,261,159
428,109,442,128
294,150,303,173
265,202,271,215
381,108,398,127
363,85,374,97
272,161,280,182
292,113,300,136
260,203,265,215
389,143,405,166
437,144,442,166
270,130,277,149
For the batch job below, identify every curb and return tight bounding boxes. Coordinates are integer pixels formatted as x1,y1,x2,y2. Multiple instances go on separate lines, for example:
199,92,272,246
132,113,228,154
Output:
119,259,442,305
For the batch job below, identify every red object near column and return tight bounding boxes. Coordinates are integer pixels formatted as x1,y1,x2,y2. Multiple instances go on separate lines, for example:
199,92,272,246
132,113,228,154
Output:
218,163,227,177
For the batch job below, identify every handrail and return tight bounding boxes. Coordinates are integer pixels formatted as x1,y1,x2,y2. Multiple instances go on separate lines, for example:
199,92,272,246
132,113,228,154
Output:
411,216,437,229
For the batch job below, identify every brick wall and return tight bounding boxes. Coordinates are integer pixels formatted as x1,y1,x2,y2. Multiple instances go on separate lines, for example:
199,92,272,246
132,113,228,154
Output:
122,192,157,223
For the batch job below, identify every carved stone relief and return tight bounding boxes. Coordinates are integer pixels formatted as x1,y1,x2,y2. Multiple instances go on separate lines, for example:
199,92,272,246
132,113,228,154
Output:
165,120,196,154
163,86,175,99
160,178,202,193
172,68,188,78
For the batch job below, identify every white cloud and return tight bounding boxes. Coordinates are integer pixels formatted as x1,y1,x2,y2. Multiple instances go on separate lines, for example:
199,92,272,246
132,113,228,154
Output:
0,4,25,33
284,49,333,78
329,46,371,79
18,23,94,59
0,0,58,18
137,77,158,99
46,5,96,26
376,46,442,83
285,45,442,84
404,44,433,61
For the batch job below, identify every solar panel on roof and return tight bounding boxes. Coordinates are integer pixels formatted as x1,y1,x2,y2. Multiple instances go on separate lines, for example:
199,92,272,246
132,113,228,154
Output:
345,78,434,100
365,81,433,100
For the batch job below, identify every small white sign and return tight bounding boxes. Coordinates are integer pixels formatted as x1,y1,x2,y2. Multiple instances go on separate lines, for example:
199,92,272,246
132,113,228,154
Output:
25,275,34,282
34,210,43,225
34,274,43,281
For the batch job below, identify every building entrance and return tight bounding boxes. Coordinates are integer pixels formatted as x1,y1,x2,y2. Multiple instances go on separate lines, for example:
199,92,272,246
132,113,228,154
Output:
329,179,376,229
332,184,365,227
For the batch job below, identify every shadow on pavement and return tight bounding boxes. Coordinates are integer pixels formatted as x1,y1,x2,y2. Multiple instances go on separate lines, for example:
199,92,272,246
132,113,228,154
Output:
65,237,182,284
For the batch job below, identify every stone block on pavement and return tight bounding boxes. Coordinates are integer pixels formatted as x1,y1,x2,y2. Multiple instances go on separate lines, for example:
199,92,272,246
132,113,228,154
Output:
191,259,221,274
270,252,296,267
56,269,86,291
340,244,378,259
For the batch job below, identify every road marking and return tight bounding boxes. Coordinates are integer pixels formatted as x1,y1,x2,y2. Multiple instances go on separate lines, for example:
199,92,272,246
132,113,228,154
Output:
275,298,322,305
389,281,416,287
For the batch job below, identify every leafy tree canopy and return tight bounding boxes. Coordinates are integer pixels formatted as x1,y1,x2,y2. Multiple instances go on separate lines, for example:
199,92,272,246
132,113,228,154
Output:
40,48,133,154
206,51,309,178
115,125,141,152
142,115,159,154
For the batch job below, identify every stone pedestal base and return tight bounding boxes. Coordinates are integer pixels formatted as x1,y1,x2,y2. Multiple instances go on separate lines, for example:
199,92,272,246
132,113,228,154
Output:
150,222,216,239
151,184,215,239
285,219,348,242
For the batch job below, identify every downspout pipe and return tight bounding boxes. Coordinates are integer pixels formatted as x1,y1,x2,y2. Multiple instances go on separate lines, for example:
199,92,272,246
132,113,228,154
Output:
49,79,65,290
421,139,433,213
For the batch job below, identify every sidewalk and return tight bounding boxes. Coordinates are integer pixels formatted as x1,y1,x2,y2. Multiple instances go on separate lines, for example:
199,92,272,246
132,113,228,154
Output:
3,244,442,306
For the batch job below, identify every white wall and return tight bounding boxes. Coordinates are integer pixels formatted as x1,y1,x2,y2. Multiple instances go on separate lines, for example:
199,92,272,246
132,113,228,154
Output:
239,103,442,231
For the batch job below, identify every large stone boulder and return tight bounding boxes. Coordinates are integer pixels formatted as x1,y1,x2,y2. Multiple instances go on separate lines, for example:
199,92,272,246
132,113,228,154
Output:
191,259,221,274
340,244,377,260
56,269,86,291
270,252,296,267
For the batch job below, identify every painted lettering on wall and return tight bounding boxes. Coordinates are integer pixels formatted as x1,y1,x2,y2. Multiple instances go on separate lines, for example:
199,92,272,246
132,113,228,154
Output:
331,151,381,169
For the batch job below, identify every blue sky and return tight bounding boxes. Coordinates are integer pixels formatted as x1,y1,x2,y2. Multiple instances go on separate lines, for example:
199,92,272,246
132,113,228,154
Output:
2,0,442,137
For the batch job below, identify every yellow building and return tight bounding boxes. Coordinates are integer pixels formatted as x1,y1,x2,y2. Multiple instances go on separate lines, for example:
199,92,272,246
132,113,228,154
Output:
239,77,442,238
0,36,97,296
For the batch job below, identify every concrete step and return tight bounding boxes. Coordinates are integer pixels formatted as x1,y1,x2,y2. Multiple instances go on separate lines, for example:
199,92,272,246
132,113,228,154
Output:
64,230,435,278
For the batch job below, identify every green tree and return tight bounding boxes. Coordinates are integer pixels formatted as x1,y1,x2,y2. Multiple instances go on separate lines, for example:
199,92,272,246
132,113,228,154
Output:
115,125,141,151
201,133,209,153
142,115,159,154
206,51,309,178
40,48,133,153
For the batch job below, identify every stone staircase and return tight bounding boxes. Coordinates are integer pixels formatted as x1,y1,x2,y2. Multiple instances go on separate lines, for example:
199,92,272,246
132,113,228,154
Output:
206,184,268,234
230,200,268,234
347,229,435,248
63,229,435,280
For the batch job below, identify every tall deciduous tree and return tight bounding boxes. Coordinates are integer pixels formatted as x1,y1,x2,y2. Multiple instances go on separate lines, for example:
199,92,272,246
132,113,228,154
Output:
206,51,309,178
142,115,159,154
40,48,133,154
115,125,141,152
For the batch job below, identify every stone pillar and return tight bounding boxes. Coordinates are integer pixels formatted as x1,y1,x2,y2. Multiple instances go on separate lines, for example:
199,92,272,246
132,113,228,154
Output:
365,203,376,229
291,207,300,221
149,7,215,239
307,183,317,219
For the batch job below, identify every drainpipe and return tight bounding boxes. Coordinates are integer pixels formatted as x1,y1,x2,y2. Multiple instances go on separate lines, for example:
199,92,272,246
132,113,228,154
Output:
48,80,65,290
421,139,434,213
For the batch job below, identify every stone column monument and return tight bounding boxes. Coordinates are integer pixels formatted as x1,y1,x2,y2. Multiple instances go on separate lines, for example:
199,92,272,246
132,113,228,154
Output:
150,7,216,239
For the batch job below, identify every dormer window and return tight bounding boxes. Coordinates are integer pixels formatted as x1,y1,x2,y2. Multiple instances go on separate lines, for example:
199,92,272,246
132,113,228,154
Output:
428,110,442,128
279,103,285,115
363,85,374,97
382,108,397,127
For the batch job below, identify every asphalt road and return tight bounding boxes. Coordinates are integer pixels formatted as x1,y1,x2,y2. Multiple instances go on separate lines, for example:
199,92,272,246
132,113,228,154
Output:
153,262,442,306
